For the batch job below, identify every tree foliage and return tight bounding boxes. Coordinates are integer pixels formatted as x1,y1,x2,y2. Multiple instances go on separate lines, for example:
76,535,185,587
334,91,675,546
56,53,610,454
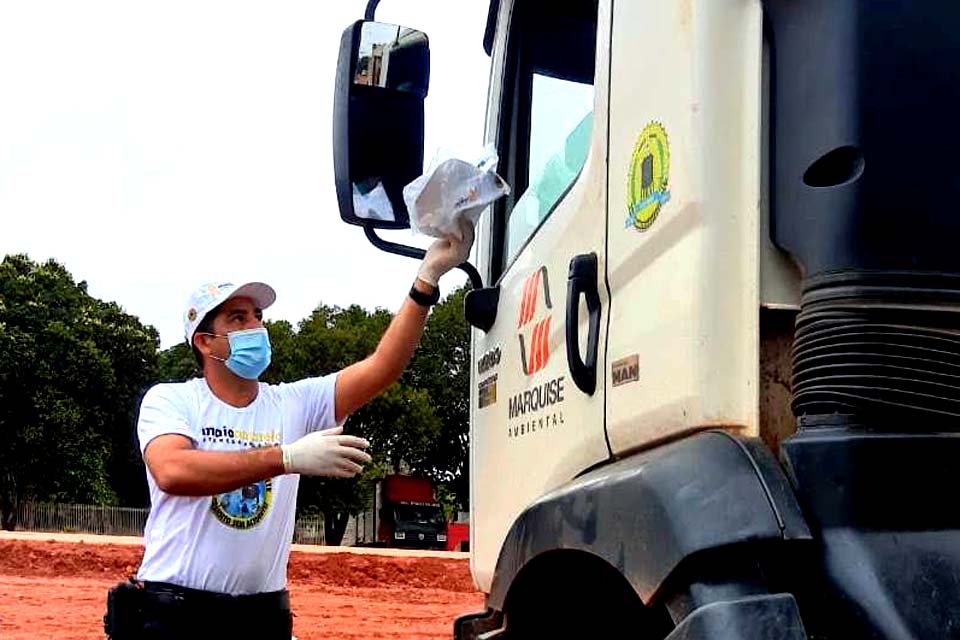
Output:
0,255,159,527
155,342,199,382
272,303,444,544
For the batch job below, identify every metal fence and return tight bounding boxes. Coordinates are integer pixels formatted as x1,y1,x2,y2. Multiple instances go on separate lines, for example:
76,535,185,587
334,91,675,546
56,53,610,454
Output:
16,502,148,537
14,502,330,545
292,515,325,545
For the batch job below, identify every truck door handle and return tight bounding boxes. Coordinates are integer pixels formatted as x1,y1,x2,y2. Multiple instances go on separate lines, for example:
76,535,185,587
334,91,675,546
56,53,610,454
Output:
566,253,601,395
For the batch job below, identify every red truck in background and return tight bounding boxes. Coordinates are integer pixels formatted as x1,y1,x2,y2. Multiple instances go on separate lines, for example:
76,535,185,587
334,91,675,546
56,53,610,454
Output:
445,521,469,553
376,474,468,551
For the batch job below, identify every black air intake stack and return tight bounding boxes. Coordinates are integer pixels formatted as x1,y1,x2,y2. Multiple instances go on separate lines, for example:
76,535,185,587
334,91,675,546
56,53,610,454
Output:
762,4,960,637
763,0,960,428
792,272,960,424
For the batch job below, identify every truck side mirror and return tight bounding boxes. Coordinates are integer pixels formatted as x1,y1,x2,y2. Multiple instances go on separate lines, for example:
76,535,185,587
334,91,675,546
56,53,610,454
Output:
333,20,430,230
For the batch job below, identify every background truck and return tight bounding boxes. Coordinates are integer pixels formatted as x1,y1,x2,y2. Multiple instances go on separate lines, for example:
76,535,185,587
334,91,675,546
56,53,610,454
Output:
376,474,448,550
332,1,960,638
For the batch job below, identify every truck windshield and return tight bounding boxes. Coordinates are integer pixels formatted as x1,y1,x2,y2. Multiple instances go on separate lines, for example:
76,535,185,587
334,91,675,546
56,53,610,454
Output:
394,504,445,528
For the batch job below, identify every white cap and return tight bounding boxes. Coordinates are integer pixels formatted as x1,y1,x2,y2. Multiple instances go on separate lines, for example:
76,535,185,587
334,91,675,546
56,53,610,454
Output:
183,281,276,344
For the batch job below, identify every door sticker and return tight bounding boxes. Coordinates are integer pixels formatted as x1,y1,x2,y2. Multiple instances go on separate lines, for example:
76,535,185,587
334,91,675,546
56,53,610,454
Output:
626,121,671,231
517,266,553,375
478,346,502,375
478,374,498,409
612,354,640,387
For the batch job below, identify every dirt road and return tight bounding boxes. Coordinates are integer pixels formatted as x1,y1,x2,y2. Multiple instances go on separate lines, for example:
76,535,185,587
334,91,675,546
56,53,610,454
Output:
0,534,483,639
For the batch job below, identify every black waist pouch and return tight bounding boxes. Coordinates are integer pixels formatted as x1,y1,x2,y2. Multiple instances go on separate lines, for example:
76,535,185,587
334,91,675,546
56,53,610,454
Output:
104,579,145,639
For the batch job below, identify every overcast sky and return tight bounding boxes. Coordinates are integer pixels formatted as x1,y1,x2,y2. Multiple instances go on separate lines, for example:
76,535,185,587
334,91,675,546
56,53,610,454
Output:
0,1,491,348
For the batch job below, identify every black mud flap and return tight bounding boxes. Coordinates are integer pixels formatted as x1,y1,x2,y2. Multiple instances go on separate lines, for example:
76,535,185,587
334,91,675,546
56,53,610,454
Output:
454,608,504,640
665,594,807,640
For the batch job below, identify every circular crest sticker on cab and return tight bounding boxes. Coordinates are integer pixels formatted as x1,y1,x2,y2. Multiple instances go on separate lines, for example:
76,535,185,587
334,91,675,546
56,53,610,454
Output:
626,122,671,231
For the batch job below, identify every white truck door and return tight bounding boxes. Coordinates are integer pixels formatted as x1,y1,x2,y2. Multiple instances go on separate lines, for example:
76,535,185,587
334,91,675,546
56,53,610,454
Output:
469,0,612,593
604,1,763,453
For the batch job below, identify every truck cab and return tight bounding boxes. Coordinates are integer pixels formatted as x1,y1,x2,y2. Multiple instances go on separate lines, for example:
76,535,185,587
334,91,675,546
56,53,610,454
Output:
332,1,960,638
377,474,448,550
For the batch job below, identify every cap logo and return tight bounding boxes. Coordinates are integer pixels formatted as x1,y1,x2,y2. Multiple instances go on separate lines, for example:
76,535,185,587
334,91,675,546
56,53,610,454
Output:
207,284,220,296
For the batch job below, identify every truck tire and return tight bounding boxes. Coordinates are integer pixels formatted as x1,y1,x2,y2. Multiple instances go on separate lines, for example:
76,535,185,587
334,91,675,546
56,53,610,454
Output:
501,552,671,639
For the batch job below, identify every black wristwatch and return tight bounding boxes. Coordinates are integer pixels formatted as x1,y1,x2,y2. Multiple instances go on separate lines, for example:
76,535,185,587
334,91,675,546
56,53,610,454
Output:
409,282,440,307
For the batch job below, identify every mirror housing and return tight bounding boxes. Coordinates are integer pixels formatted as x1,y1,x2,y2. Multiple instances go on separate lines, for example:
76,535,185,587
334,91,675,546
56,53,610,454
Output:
331,17,485,291
333,21,430,229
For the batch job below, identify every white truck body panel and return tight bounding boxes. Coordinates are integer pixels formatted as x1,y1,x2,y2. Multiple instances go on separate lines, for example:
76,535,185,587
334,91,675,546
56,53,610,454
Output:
605,0,762,453
469,0,799,595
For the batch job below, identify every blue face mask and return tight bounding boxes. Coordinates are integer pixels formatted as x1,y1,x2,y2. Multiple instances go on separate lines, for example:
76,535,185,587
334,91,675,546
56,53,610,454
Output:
210,327,272,380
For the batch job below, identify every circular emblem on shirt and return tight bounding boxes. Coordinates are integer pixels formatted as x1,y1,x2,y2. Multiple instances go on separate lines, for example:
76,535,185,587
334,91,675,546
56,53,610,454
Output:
626,121,671,231
211,479,272,529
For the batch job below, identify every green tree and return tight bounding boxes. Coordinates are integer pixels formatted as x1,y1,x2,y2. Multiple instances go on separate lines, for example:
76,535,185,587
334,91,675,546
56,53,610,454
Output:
0,255,159,526
261,320,299,383
297,383,441,545
91,298,163,506
281,303,443,545
155,342,199,382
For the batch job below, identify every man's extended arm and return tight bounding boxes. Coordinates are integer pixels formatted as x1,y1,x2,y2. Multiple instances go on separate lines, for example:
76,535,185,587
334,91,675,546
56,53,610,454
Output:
145,434,285,495
334,220,474,423
144,426,372,496
334,280,431,422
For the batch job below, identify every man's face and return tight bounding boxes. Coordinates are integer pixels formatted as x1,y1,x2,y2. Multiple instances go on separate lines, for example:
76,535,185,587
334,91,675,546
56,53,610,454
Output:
195,296,264,364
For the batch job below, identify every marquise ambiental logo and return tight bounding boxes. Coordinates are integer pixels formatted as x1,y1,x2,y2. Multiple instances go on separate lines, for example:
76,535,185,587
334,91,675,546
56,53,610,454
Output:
517,266,552,376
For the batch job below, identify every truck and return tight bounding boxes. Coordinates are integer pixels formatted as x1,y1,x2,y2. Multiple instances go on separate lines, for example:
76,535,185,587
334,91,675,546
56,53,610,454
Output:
332,1,960,638
376,474,448,550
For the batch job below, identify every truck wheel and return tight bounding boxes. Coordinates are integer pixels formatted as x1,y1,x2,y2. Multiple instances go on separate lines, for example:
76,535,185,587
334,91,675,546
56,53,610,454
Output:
501,552,671,639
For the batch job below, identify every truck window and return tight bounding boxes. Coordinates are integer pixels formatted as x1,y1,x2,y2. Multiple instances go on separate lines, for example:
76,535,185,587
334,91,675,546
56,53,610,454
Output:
395,504,446,528
493,0,598,277
507,79,593,262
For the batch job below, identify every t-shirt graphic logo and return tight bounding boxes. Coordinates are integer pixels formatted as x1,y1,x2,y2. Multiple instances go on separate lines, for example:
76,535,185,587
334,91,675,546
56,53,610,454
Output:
517,266,553,376
211,479,272,530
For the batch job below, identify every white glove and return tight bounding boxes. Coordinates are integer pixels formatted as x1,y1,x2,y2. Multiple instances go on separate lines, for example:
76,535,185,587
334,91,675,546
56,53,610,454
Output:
417,218,476,287
280,427,372,478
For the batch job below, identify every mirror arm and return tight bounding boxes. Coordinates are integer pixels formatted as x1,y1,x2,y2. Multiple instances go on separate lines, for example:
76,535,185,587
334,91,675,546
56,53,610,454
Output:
457,262,483,290
362,227,484,289
364,0,381,20
364,226,425,260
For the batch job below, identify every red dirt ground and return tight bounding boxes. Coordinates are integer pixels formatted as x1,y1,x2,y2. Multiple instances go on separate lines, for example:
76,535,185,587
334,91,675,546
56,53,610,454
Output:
0,538,484,639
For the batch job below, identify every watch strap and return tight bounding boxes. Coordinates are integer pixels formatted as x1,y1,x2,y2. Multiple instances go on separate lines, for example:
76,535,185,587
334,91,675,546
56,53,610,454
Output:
409,283,440,307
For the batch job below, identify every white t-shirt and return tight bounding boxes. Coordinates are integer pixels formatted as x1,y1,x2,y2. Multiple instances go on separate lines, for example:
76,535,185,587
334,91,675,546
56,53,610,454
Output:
135,375,338,595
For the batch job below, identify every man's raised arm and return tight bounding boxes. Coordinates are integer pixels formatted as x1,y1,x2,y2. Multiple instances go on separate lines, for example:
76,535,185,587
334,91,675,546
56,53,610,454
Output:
334,220,474,423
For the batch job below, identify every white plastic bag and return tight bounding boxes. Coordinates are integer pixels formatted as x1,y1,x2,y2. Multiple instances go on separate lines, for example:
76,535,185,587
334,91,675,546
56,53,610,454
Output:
402,144,511,239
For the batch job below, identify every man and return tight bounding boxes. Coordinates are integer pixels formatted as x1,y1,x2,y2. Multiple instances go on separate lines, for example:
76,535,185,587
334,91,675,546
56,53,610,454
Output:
103,222,473,639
